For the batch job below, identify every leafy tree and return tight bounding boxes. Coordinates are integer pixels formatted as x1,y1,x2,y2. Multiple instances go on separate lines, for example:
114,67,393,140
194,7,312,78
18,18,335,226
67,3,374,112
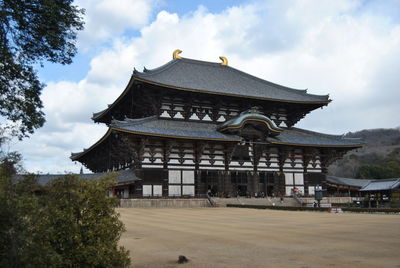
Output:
43,175,131,267
355,148,400,179
0,157,60,267
356,160,400,179
0,0,85,138
0,160,130,267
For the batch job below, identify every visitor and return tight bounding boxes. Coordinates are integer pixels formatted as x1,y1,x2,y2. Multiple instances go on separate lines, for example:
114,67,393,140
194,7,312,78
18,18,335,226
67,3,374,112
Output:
207,189,211,197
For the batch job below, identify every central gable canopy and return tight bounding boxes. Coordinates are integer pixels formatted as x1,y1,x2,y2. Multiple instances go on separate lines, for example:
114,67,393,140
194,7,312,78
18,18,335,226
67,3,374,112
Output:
217,107,283,140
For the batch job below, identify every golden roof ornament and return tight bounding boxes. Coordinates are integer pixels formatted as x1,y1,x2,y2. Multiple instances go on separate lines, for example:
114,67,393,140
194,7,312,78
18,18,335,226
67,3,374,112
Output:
219,56,228,66
173,49,182,59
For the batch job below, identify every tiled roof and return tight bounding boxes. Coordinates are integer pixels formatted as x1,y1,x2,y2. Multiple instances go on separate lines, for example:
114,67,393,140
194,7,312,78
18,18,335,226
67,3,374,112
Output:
30,170,138,185
360,179,400,191
111,116,241,141
111,117,363,147
72,117,363,162
268,128,364,147
326,176,371,188
134,58,330,103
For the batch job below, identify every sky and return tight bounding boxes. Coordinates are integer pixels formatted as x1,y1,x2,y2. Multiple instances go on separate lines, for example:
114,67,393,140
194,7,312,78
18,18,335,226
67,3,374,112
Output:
9,0,400,174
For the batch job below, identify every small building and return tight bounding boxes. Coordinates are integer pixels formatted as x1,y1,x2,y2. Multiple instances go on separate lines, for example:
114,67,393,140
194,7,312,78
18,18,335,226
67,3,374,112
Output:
71,50,363,198
326,176,400,207
360,178,400,205
326,176,371,197
31,170,139,198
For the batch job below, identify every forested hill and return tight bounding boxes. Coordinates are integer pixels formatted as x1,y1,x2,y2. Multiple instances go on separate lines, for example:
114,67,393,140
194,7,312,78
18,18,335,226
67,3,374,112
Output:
328,127,400,179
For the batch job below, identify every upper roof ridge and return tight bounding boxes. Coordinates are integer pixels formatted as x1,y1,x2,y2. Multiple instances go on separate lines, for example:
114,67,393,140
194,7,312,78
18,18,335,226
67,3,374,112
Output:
134,56,330,100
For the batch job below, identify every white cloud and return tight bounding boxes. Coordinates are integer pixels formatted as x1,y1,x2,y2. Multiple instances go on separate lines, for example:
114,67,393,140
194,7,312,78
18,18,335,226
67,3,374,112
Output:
76,0,157,49
13,0,400,173
16,123,106,174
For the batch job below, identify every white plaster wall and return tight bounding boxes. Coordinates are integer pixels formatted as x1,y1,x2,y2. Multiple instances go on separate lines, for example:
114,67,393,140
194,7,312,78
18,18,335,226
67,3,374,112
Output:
168,170,181,184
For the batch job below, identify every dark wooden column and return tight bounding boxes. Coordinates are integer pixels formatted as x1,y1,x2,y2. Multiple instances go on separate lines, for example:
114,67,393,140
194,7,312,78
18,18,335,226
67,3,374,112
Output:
303,148,316,173
162,141,173,169
194,142,206,195
278,146,289,173
223,143,236,196
276,146,290,196
251,143,262,195
303,148,317,195
223,171,233,196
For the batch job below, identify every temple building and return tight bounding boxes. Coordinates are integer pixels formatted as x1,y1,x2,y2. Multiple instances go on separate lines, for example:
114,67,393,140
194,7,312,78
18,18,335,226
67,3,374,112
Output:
71,50,363,198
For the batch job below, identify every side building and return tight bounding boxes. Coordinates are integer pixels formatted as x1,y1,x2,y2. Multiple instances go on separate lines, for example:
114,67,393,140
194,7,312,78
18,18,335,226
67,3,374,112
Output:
71,50,363,198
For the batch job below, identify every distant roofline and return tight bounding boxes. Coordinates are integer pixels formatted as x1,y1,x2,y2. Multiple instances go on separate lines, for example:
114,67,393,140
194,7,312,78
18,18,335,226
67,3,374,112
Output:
360,178,400,191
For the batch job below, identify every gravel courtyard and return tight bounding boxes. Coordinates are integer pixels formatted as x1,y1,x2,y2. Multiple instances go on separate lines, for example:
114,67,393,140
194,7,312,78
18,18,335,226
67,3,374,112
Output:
118,207,400,268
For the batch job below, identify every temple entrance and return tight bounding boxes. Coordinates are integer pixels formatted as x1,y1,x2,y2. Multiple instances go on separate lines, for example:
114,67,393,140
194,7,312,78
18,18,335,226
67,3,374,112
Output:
231,171,249,197
201,170,219,196
237,185,247,197
266,185,274,196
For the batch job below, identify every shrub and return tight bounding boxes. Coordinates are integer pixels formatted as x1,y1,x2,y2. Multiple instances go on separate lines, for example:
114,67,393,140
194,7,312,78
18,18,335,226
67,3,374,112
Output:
0,163,130,268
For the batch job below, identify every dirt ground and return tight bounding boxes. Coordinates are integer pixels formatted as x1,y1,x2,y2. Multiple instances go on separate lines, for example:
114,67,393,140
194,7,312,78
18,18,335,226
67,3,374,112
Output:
118,207,400,268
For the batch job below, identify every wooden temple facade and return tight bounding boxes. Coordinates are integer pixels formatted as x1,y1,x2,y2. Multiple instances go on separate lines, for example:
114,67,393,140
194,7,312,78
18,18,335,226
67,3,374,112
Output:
71,50,363,198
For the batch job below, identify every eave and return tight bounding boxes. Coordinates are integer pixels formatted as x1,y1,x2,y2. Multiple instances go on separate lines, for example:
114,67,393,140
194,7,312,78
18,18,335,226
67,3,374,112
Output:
91,75,136,123
134,77,331,105
268,140,365,148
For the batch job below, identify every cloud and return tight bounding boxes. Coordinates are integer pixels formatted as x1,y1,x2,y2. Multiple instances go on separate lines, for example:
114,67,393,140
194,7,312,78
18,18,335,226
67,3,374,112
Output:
13,0,400,173
16,123,106,174
76,0,158,49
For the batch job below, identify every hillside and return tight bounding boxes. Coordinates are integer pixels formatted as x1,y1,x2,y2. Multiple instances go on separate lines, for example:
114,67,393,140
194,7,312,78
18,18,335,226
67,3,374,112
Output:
328,127,400,179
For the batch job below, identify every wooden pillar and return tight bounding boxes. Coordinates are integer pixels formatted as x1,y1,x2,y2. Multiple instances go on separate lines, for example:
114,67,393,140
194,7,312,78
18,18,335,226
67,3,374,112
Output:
251,143,261,196
274,172,285,197
247,171,254,197
162,169,169,197
193,142,205,196
278,146,289,173
195,170,202,196
223,143,236,196
223,171,233,197
252,172,260,196
162,141,172,169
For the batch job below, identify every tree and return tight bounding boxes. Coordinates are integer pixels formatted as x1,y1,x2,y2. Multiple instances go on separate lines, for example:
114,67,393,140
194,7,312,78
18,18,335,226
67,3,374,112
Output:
43,175,131,267
0,161,130,267
356,160,400,179
0,0,85,138
0,156,60,267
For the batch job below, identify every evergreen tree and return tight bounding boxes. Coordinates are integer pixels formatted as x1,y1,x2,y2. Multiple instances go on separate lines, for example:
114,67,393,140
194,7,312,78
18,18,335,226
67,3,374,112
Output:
0,161,130,267
0,0,85,138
